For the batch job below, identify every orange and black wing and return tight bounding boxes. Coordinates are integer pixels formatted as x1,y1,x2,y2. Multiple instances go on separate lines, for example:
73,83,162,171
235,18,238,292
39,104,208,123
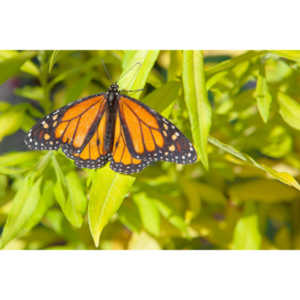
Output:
110,95,197,174
25,93,110,168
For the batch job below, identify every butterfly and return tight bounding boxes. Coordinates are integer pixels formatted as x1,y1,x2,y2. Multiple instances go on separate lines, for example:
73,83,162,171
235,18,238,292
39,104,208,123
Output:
25,83,197,174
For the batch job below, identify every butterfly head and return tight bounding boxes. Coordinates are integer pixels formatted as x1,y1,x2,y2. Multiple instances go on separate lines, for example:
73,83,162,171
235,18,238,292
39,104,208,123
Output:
107,83,120,105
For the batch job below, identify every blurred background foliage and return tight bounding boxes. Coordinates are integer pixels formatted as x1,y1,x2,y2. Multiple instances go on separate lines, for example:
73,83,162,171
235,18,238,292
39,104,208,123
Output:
1,50,300,249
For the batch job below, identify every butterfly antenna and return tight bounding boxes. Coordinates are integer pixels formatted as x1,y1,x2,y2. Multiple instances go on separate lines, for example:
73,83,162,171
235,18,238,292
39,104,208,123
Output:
118,62,142,83
120,88,145,94
101,59,112,81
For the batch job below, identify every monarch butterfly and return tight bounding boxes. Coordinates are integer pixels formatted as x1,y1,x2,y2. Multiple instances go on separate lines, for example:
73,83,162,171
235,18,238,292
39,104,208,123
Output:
25,83,197,174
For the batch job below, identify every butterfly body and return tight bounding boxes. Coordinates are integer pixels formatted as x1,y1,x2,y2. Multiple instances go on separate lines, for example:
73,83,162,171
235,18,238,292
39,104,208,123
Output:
25,83,197,174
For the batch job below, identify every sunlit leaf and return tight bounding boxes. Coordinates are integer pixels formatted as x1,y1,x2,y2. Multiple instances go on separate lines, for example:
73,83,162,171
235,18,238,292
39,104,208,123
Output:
183,50,211,169
133,192,160,237
48,50,59,73
128,231,161,250
232,202,262,249
88,166,135,247
0,107,25,141
0,175,42,248
0,51,36,85
0,50,39,77
255,71,272,123
277,92,300,131
271,50,300,62
52,157,86,228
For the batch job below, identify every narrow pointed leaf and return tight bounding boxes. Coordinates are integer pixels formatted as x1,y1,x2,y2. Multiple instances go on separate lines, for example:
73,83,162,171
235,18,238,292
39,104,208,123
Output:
208,136,300,191
183,50,211,169
255,73,272,123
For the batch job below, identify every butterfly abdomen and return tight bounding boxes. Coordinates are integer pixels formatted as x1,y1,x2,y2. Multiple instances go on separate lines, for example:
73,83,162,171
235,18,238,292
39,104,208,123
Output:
104,91,119,152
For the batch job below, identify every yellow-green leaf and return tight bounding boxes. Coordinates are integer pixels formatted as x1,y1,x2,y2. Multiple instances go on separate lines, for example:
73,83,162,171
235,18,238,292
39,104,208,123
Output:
255,72,272,123
133,192,160,236
232,202,262,250
277,92,300,130
88,166,135,247
183,50,211,169
209,136,300,191
0,175,42,248
0,51,37,85
0,107,25,141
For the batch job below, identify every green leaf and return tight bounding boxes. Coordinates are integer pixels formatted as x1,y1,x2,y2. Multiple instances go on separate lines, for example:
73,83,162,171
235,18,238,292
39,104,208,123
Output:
52,157,86,228
0,51,37,85
0,107,25,141
65,171,87,220
255,71,272,123
0,101,11,112
232,202,262,249
271,50,300,62
229,179,299,203
14,86,44,102
88,166,135,247
48,50,59,73
65,72,93,104
87,50,159,247
118,201,142,233
0,50,39,77
22,180,55,232
208,136,300,191
0,175,42,248
277,92,300,130
142,81,181,116
128,231,161,250
0,152,41,167
133,192,160,236
183,50,211,169
168,50,182,82
153,198,188,235
205,50,265,78
118,50,160,99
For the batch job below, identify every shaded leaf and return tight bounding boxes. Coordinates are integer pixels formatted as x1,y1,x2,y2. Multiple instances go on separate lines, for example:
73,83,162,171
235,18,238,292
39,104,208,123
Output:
142,81,181,116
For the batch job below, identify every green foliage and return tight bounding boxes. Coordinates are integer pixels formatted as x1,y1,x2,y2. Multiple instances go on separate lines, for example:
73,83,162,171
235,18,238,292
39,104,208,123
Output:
1,50,300,249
